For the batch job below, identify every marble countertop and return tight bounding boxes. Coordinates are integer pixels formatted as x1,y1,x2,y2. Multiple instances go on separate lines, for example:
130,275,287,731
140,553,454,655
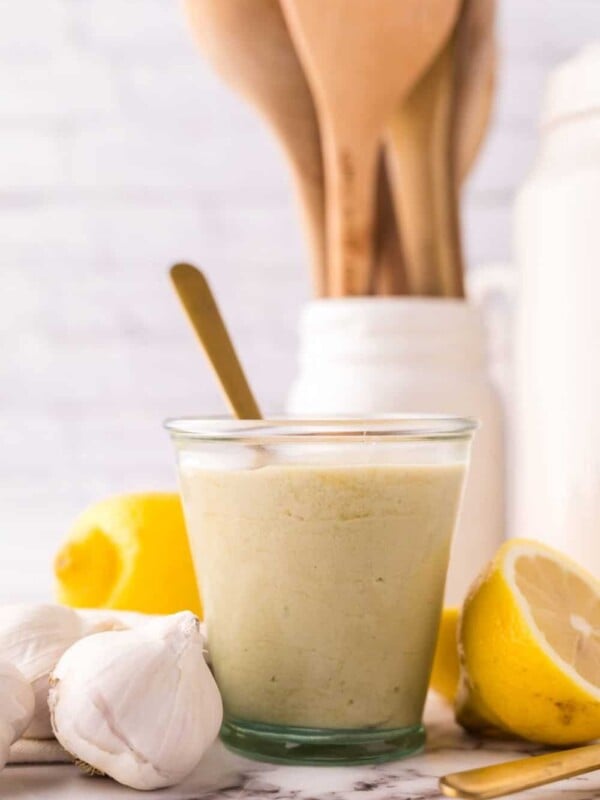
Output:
2,696,598,800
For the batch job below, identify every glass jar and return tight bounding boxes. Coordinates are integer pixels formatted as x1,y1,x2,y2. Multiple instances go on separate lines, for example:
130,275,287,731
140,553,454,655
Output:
166,416,476,765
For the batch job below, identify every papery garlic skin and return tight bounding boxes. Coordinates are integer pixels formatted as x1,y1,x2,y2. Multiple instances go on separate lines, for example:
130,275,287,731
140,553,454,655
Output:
0,603,117,738
77,609,211,664
77,608,159,631
49,611,223,791
0,661,34,769
0,604,84,738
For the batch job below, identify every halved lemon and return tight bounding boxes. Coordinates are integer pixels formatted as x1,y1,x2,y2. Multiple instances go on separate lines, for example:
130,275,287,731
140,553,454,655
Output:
457,538,600,745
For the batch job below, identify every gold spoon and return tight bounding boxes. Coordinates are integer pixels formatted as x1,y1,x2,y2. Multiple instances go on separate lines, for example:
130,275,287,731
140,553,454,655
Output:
169,263,262,420
440,741,600,799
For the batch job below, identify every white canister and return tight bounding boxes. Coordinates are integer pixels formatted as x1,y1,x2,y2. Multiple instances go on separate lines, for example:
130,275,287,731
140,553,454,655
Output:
286,297,505,604
513,44,600,566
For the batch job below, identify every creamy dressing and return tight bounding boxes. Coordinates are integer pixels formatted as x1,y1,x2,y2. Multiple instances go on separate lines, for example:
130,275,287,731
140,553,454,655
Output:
180,462,465,730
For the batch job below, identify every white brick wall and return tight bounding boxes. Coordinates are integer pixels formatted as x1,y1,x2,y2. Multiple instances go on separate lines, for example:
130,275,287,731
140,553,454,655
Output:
1,0,598,601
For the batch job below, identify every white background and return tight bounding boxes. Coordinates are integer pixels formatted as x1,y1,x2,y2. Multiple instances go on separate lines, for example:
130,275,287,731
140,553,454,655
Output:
1,0,598,601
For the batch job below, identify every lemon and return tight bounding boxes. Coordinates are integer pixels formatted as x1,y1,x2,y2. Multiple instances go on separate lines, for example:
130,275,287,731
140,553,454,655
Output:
430,607,460,702
54,493,202,617
457,538,600,745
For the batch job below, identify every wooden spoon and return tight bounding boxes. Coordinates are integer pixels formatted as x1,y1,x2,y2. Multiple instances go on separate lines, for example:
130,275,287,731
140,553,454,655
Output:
281,0,462,298
430,32,465,299
454,0,497,183
373,157,407,296
170,263,262,419
387,0,460,296
184,0,326,297
386,42,453,297
386,0,496,298
439,0,497,295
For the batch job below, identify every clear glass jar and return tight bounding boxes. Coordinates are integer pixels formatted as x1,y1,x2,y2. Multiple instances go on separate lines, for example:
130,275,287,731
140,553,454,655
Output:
166,416,476,765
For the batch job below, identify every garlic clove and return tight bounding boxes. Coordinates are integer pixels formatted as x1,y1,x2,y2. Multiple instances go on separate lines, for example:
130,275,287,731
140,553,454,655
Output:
0,661,35,769
0,603,114,738
49,611,223,791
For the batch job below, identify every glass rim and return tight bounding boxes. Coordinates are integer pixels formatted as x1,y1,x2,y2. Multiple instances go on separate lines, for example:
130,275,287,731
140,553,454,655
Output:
164,415,478,444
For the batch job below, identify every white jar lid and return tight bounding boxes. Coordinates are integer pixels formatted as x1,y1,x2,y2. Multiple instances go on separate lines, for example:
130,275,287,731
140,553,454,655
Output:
541,43,600,127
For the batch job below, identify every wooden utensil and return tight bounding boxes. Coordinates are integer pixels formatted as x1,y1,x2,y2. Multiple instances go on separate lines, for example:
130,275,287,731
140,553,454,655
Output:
430,31,466,299
454,0,497,183
373,157,408,296
440,741,600,799
170,263,262,419
427,0,496,294
386,0,496,298
387,15,469,300
386,39,456,297
281,0,462,297
184,0,327,297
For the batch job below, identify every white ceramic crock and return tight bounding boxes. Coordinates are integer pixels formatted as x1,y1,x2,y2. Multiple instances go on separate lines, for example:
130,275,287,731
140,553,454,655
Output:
512,44,600,567
286,297,505,604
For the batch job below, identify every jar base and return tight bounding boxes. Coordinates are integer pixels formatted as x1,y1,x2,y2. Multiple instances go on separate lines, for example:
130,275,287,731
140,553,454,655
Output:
220,717,425,765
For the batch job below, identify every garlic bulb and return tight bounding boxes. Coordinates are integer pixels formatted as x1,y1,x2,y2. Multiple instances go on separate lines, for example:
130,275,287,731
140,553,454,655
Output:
0,603,116,738
77,609,212,664
77,608,159,630
0,662,34,769
49,611,223,791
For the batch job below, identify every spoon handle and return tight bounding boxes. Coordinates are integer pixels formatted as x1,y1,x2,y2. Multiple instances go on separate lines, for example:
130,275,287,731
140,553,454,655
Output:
322,127,378,297
430,33,465,299
440,742,600,799
170,263,262,420
373,158,408,296
386,57,444,296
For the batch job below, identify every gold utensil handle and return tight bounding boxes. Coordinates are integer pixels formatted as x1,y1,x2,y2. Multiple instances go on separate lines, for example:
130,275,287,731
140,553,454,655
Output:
440,742,600,799
169,263,262,420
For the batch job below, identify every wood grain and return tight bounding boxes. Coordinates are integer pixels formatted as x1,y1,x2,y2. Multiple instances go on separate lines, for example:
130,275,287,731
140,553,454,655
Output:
454,0,497,182
184,0,327,296
386,8,463,297
281,0,460,297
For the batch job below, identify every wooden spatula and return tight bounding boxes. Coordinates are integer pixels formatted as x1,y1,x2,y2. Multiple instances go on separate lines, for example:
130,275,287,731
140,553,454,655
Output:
184,0,327,296
170,263,262,419
281,0,462,298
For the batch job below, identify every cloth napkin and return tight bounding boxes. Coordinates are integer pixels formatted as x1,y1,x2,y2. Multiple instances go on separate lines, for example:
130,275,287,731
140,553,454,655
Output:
8,738,73,764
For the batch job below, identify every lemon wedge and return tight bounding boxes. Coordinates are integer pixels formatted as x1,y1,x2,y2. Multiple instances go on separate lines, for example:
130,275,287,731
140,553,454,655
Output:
457,538,600,745
430,607,460,702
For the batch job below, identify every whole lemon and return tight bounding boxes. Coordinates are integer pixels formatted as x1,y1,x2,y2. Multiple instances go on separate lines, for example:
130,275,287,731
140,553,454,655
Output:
54,493,201,617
